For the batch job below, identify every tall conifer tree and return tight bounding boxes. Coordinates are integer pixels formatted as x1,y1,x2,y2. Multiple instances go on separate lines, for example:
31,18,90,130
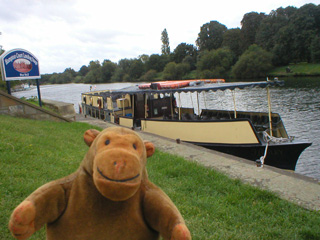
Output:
161,28,170,55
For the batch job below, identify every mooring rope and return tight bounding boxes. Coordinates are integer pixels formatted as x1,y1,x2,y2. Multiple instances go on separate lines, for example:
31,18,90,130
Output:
257,131,293,168
263,131,293,144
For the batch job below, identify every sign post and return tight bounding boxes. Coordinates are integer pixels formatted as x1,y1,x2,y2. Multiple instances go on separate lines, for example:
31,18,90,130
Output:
6,81,11,95
1,48,42,106
36,79,42,107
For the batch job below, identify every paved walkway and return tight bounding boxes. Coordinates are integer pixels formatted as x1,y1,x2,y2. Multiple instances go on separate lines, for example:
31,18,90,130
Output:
76,114,320,211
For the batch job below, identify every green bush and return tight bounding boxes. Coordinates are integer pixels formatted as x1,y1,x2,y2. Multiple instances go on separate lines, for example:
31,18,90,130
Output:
197,48,234,78
232,45,273,79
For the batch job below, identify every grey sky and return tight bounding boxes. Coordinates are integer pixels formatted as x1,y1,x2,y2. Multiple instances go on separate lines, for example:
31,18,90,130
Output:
1,0,318,74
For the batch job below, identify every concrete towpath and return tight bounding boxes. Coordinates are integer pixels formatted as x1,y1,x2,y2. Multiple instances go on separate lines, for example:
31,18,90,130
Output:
76,114,320,211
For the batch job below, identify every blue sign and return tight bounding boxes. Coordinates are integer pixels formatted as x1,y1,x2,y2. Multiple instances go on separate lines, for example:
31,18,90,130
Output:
1,48,40,81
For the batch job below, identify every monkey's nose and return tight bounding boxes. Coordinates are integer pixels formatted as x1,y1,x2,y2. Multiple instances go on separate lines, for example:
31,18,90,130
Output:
113,160,126,173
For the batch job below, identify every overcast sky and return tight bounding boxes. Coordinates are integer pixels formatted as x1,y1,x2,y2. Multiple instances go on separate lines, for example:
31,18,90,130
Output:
1,0,319,74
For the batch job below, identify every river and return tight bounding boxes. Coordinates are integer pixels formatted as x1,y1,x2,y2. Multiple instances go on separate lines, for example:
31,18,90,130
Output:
12,78,320,180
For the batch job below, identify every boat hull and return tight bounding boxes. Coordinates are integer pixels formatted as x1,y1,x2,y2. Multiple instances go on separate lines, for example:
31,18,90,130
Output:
81,105,311,171
195,142,312,170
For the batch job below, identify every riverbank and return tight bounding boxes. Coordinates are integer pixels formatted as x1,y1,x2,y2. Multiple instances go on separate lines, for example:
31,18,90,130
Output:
1,114,320,239
268,63,320,77
76,113,320,212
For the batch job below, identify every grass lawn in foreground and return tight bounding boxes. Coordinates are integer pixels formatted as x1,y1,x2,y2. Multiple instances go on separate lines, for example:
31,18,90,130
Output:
0,115,319,240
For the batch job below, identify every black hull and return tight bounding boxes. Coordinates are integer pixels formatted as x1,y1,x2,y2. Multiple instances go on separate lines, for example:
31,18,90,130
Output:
194,142,312,170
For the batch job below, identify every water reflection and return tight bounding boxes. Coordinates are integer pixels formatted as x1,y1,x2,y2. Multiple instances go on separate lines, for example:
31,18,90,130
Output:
12,78,320,180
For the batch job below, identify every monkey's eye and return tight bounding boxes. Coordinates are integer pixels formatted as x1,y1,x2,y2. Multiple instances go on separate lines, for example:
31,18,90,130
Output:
133,144,137,150
105,139,110,145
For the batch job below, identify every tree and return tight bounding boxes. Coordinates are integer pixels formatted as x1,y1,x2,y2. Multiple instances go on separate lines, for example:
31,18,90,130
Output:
197,48,234,78
118,59,131,73
232,45,273,79
84,69,103,83
64,68,77,77
315,4,320,33
272,4,319,64
101,60,117,82
88,60,101,70
196,21,227,51
289,4,318,62
145,54,169,72
109,59,131,82
172,43,198,66
107,58,145,82
139,54,149,64
163,62,177,80
140,69,157,82
161,28,170,55
163,62,190,80
60,69,75,83
182,55,196,71
222,28,242,58
311,35,320,63
40,74,51,84
176,62,190,79
128,59,145,80
111,68,125,82
271,22,296,66
79,65,89,76
49,73,66,84
84,60,103,83
240,12,266,51
256,7,296,51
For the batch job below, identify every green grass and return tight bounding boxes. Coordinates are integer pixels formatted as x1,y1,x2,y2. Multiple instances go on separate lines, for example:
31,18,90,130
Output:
0,115,320,239
20,97,55,113
269,63,320,77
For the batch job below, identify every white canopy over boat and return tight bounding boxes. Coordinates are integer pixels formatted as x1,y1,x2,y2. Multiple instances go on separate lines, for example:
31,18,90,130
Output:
98,80,284,96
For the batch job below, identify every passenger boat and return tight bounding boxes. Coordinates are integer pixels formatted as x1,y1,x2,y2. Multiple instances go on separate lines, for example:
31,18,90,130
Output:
81,79,311,170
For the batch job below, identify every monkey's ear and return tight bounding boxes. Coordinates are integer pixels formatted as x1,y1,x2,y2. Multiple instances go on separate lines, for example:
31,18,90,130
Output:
84,129,100,146
144,141,155,158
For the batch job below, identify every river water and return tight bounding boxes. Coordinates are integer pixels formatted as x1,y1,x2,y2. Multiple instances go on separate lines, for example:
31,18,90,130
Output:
13,78,320,180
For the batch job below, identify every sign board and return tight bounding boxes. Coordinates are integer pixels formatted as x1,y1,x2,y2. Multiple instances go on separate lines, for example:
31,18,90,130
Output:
1,48,40,81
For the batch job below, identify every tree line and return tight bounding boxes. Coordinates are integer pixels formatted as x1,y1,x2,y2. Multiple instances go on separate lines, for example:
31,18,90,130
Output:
41,3,320,84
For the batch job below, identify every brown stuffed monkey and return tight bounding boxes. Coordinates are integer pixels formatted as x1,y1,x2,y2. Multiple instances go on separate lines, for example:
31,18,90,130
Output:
8,127,191,240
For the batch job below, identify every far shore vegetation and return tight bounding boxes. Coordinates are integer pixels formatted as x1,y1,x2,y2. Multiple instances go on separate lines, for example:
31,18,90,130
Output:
1,114,320,239
1,3,320,92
